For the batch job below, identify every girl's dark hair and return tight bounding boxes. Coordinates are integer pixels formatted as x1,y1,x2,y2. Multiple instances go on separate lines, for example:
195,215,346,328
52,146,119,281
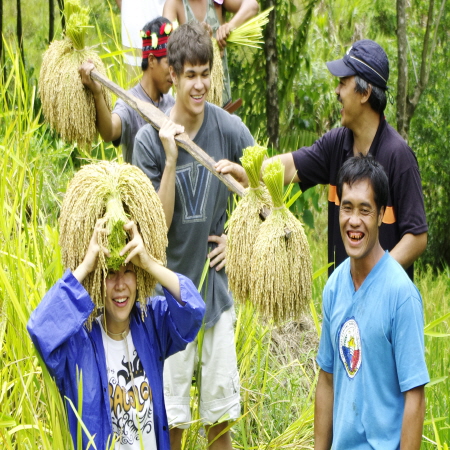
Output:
168,22,213,75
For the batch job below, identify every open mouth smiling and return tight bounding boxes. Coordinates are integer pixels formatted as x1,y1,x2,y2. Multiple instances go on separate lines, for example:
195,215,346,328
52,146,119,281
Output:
348,231,364,241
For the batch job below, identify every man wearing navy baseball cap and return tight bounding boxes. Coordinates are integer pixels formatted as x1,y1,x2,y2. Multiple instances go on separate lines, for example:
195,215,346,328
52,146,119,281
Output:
217,39,427,280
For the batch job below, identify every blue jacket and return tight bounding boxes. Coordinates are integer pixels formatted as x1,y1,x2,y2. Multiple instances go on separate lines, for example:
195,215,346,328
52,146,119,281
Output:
27,270,205,450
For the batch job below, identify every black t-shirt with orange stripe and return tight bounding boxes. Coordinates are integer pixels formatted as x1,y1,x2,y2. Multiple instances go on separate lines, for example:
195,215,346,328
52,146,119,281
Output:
292,117,427,280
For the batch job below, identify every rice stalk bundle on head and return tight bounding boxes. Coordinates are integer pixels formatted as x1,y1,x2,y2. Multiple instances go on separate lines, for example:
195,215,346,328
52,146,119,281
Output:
250,158,312,323
205,38,224,106
227,7,273,49
39,0,111,148
226,145,272,303
59,161,167,328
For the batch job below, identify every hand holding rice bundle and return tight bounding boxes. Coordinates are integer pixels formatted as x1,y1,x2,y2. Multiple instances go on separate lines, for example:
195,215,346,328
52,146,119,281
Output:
59,161,167,327
250,158,312,323
226,145,272,303
39,0,112,147
206,8,272,107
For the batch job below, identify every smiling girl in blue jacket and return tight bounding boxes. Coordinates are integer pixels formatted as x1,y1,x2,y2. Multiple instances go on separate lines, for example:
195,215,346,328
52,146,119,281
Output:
28,219,205,450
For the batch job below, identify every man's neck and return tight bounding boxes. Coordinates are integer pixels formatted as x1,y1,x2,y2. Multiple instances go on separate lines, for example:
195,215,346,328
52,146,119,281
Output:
350,244,385,291
140,72,161,104
351,111,381,156
170,104,205,140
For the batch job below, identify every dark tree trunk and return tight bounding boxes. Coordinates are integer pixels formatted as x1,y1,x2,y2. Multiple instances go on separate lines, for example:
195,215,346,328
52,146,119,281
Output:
57,0,65,31
396,0,408,139
263,0,279,149
16,0,25,65
49,0,55,43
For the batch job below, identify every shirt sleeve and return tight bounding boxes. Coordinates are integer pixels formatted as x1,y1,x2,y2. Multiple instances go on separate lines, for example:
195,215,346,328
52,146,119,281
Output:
390,161,428,237
392,290,429,392
132,124,164,191
293,129,343,191
27,270,94,380
316,285,335,373
150,273,205,359
112,99,130,147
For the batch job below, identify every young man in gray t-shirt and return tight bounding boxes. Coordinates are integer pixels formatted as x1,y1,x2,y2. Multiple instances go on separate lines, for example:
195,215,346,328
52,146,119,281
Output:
79,16,175,163
133,22,253,450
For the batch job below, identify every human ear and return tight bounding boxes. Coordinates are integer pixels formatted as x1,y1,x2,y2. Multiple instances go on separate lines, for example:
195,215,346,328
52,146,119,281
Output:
361,84,372,105
169,66,177,86
378,206,385,226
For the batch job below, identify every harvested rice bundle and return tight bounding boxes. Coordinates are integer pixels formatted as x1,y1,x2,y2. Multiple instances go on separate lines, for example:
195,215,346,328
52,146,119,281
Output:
227,7,273,49
250,158,312,323
206,38,224,106
39,0,111,147
59,161,167,327
226,145,272,303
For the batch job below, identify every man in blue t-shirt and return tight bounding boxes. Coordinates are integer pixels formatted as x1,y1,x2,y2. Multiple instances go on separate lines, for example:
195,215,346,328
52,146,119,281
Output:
314,155,429,450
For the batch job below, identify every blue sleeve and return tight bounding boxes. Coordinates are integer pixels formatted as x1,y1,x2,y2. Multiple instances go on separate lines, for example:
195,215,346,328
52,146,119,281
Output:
150,273,205,358
393,291,429,392
27,270,94,380
316,285,334,374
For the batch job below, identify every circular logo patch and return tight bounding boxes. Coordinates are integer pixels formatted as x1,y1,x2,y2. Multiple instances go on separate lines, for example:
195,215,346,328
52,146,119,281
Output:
339,318,362,378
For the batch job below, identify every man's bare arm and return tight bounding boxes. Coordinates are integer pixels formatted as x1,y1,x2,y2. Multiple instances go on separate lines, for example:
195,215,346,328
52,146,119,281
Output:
79,61,122,143
389,232,427,270
400,385,426,450
314,369,334,450
217,0,259,47
163,0,185,23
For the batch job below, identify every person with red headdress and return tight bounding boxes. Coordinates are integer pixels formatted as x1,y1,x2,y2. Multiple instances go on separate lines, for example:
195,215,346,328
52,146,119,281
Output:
79,17,176,163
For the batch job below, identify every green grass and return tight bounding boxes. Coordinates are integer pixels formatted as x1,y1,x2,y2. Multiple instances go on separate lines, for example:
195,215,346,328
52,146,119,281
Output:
1,14,449,449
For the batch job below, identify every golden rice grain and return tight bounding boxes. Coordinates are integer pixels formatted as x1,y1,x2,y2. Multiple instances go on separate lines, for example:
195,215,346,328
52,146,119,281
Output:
250,159,312,323
205,38,223,106
227,145,272,303
59,161,167,327
39,40,111,148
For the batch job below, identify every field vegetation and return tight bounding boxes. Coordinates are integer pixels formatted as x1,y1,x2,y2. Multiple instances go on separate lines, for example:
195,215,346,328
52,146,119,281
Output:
1,0,449,448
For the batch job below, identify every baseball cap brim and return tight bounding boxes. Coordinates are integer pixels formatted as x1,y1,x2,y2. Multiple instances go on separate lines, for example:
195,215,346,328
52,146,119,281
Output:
326,59,356,77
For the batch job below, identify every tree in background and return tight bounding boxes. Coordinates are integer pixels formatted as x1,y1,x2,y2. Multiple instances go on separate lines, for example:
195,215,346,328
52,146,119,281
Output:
396,0,447,140
409,3,450,268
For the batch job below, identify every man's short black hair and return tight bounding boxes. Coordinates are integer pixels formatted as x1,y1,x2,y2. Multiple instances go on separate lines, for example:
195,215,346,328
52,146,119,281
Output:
337,154,389,212
168,22,213,76
141,17,171,71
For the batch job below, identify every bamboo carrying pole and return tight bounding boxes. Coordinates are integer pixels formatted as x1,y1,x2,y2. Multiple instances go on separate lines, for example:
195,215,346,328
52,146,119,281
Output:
90,70,279,223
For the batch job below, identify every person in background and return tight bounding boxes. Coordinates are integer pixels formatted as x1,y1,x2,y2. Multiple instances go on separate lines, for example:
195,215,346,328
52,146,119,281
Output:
79,17,175,163
314,155,429,450
216,39,428,279
163,0,259,106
